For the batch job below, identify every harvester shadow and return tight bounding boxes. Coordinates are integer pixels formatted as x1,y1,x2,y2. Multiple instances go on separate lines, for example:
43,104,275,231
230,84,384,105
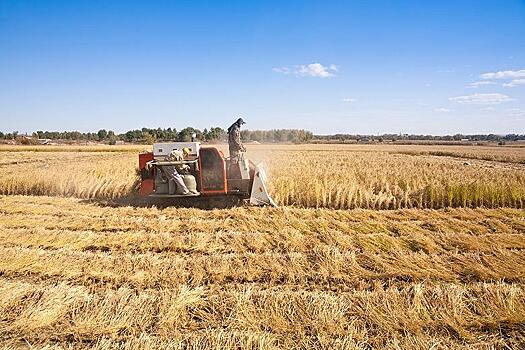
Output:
79,194,245,210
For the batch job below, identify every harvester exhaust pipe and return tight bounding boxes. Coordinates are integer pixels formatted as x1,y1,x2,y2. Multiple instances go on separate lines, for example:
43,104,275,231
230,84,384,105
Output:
250,164,277,207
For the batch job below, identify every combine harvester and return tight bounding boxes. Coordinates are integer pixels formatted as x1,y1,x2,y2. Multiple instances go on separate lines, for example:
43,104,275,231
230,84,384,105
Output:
138,142,276,208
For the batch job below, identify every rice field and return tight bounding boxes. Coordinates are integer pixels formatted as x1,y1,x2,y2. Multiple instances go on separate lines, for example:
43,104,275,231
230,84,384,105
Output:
1,144,524,349
0,144,524,209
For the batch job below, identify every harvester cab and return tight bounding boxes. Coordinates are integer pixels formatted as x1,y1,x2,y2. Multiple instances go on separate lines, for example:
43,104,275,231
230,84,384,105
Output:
138,142,276,207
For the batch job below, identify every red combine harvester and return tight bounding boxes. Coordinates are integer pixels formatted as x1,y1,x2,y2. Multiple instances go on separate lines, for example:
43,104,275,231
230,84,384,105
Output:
138,142,276,207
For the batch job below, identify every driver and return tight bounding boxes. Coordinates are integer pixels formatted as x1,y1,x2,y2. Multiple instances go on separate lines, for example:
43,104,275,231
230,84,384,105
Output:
162,148,194,195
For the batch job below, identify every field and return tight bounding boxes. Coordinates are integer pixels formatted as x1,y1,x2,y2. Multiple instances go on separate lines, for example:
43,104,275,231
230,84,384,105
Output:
1,144,525,349
1,144,524,209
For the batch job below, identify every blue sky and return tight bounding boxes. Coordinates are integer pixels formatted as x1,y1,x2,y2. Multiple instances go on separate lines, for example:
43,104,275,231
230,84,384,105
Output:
1,0,524,134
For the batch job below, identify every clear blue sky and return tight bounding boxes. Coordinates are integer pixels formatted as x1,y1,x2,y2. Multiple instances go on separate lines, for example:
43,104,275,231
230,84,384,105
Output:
1,0,524,134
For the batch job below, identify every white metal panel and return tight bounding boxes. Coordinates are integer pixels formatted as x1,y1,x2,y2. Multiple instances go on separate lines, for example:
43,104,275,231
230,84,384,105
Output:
153,142,200,159
249,164,277,207
239,158,250,180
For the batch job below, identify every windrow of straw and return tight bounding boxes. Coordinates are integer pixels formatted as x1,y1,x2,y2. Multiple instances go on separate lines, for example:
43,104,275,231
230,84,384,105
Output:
0,196,524,349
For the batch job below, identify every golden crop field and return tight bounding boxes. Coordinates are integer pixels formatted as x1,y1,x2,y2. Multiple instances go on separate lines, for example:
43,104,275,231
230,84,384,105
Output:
0,144,524,209
1,144,525,349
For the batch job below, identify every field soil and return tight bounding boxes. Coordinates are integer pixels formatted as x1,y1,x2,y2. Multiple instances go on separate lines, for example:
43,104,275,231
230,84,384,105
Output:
0,144,524,349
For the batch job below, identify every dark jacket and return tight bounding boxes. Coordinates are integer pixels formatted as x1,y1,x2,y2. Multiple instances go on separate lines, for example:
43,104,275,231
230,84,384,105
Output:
228,121,244,152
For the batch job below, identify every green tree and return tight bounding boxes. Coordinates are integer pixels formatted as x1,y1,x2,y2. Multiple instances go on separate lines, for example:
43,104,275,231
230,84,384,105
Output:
142,132,156,145
178,127,202,142
207,127,226,141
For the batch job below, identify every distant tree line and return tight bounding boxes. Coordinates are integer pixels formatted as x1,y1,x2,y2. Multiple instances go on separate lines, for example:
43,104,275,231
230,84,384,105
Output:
1,128,523,144
241,129,314,143
120,127,227,144
0,127,314,144
314,133,525,142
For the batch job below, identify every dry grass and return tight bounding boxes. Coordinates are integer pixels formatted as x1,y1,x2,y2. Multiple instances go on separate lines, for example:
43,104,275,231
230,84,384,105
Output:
2,144,525,349
262,150,525,209
0,144,524,209
0,195,524,349
0,144,147,153
347,144,525,163
0,151,138,198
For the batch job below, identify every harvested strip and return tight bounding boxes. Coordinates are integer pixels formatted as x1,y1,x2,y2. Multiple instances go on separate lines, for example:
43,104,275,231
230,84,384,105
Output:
1,278,524,349
1,226,525,256
1,246,524,289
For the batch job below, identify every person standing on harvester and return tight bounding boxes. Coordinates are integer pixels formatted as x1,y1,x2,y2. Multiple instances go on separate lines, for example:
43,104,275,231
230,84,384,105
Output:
227,117,246,163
